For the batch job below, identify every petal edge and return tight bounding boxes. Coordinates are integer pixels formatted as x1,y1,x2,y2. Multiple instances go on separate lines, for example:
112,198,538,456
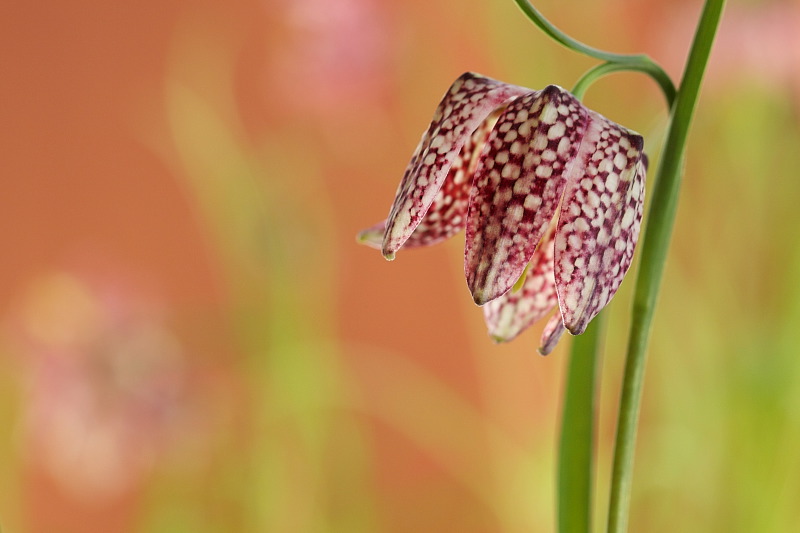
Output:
381,73,529,259
465,85,589,304
554,113,646,334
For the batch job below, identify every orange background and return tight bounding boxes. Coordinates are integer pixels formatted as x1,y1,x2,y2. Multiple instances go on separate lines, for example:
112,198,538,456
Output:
2,0,800,532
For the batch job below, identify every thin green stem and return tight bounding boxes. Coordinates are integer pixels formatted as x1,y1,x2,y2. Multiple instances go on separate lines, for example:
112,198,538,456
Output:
512,1,675,112
511,0,642,63
571,62,676,109
606,1,726,532
558,311,606,533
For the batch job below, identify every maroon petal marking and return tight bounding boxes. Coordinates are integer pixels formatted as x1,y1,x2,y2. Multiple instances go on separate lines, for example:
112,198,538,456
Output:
482,227,558,342
539,314,567,355
357,115,497,250
554,112,646,335
465,85,589,305
381,73,528,260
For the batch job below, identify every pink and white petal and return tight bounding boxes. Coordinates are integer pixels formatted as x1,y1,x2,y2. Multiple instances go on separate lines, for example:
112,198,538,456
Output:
381,72,529,260
553,112,646,335
357,222,385,249
483,228,558,342
357,115,498,250
539,314,567,355
401,113,500,247
465,85,589,305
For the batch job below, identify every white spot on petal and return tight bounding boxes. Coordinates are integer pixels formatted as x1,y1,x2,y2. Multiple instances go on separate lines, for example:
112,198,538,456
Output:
548,122,566,140
524,194,541,210
574,217,590,232
541,103,559,124
509,204,525,222
621,208,635,229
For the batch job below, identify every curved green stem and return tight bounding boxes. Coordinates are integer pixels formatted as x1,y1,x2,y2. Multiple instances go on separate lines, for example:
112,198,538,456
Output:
571,61,677,109
512,0,642,63
512,1,675,111
558,311,606,533
606,1,726,532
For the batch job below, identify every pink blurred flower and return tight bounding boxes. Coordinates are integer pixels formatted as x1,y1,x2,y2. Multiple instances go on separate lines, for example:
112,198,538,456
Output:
6,272,185,500
270,0,391,112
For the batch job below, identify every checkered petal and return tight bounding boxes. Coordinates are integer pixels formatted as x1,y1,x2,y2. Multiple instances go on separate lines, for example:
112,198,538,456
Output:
465,85,589,305
482,227,558,343
539,314,567,355
553,113,646,335
380,73,528,260
357,113,497,250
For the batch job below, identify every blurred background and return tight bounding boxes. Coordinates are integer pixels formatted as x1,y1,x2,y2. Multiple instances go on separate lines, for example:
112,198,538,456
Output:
1,0,799,531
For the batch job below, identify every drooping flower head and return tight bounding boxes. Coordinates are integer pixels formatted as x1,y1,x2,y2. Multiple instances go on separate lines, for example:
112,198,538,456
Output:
360,73,646,354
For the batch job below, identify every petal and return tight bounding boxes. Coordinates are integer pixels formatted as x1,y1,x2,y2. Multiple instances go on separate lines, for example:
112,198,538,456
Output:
482,227,558,342
357,113,498,250
381,73,529,260
356,221,385,249
465,85,589,304
539,314,567,355
553,112,646,335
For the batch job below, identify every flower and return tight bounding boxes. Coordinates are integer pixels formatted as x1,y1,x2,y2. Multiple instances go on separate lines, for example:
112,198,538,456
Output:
5,271,187,500
359,73,646,354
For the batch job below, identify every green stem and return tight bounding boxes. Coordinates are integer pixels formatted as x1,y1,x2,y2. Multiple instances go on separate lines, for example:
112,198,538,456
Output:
512,1,675,112
571,62,676,109
511,0,641,62
606,1,726,532
558,311,606,533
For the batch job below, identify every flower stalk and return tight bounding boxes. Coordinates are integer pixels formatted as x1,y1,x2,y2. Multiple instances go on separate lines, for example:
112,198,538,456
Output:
510,1,725,532
558,310,605,533
607,1,726,532
571,62,676,107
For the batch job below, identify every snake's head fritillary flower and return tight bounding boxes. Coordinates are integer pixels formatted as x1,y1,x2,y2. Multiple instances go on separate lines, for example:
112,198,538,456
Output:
359,73,646,354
